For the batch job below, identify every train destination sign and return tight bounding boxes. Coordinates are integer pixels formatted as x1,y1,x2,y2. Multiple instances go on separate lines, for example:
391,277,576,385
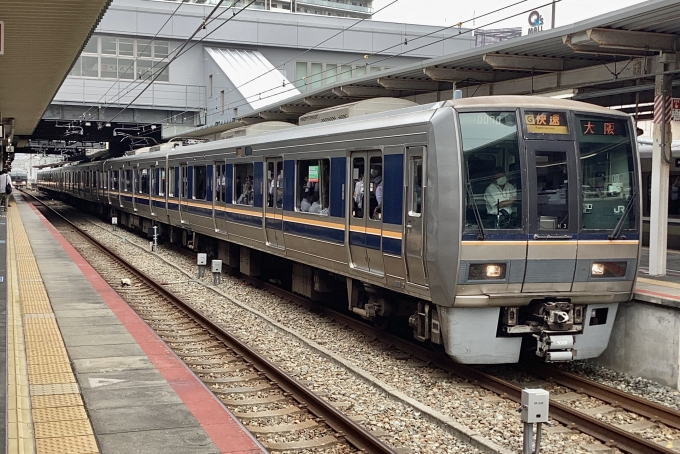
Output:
524,111,569,134
580,119,626,136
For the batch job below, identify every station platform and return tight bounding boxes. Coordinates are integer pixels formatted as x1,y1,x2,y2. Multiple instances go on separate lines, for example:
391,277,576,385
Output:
4,194,266,453
635,249,680,307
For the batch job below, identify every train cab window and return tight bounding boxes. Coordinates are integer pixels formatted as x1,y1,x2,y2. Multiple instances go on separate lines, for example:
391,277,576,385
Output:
194,165,207,200
460,111,522,230
234,163,254,206
296,159,329,215
267,161,284,208
535,150,569,230
577,116,636,230
124,170,132,192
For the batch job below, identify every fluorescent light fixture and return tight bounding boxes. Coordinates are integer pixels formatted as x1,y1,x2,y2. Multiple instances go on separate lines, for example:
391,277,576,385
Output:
536,89,577,99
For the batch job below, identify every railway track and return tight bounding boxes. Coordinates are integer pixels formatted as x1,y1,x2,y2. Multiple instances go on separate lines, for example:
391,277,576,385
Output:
28,193,396,454
27,191,680,454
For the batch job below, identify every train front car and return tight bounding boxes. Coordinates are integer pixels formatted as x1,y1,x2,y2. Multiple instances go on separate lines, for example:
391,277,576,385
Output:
425,97,640,364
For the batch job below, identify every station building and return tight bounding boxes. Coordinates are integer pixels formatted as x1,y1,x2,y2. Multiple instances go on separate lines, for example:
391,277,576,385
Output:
38,0,474,155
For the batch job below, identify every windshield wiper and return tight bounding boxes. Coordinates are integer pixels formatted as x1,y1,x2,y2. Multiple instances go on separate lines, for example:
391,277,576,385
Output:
466,181,485,240
608,190,636,240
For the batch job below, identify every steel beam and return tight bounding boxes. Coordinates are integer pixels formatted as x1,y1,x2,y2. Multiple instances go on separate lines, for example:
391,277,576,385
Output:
564,27,677,52
334,86,398,98
377,78,442,91
482,54,564,72
423,67,497,82
279,104,316,114
258,112,297,121
303,97,355,107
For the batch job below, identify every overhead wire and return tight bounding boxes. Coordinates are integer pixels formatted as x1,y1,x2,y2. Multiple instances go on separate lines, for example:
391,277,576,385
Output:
130,0,541,136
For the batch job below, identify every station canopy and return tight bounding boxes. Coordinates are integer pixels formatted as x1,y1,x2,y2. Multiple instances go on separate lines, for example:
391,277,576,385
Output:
0,0,111,138
233,0,680,126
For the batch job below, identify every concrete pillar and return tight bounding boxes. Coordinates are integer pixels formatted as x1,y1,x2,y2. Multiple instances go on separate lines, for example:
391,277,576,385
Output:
649,71,673,276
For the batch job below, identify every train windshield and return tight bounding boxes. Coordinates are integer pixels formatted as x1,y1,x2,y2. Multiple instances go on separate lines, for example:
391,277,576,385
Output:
460,111,522,231
577,116,636,231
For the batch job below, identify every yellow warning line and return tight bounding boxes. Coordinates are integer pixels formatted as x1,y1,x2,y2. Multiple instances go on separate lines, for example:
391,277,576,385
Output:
6,204,99,454
637,276,680,291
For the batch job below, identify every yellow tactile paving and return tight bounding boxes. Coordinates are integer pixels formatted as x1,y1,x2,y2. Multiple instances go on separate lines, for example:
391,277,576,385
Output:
35,435,99,454
6,205,100,453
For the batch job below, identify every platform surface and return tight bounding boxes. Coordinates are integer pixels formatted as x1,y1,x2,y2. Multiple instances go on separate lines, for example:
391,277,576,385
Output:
636,248,680,307
6,193,265,454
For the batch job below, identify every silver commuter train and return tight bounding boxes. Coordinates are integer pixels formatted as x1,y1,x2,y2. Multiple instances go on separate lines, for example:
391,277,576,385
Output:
38,96,641,364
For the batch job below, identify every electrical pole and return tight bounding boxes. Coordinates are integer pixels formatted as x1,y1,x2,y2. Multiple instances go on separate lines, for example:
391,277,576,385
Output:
551,0,556,28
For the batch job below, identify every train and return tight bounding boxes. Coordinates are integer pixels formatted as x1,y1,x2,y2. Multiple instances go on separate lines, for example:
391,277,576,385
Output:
10,170,28,189
37,96,641,364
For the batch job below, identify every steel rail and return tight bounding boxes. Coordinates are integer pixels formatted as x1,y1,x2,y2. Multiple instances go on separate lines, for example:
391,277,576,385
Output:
530,361,680,430
29,190,675,454
26,192,396,454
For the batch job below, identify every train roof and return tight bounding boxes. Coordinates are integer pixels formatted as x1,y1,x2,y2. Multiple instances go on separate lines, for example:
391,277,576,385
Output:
444,96,629,117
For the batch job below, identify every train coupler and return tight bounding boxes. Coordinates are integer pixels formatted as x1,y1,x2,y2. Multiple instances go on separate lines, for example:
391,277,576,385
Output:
535,333,575,362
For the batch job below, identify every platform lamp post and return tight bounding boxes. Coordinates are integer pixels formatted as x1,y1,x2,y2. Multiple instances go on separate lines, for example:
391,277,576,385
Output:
551,0,556,29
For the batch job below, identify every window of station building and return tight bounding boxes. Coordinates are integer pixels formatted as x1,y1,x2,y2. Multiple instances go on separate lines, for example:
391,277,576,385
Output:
70,36,170,81
310,63,323,89
297,159,330,215
234,163,254,206
459,111,522,231
295,62,308,92
326,64,337,85
194,166,207,200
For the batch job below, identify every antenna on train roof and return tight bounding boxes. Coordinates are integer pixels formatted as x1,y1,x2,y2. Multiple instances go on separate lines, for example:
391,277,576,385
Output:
453,89,463,99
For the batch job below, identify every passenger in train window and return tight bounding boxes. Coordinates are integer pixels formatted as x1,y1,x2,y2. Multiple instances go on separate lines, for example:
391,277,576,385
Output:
353,171,364,217
369,165,383,220
300,192,311,212
484,167,517,217
309,192,321,214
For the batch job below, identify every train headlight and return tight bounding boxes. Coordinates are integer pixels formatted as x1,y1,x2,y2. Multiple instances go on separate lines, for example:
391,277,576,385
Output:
591,261,627,278
469,263,507,280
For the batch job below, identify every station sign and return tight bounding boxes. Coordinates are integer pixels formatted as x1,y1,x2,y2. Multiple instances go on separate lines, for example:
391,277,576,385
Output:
672,98,680,121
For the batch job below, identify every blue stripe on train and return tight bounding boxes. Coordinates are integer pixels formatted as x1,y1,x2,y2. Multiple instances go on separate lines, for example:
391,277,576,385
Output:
349,232,382,250
265,218,283,230
382,237,402,255
134,197,150,206
224,211,262,228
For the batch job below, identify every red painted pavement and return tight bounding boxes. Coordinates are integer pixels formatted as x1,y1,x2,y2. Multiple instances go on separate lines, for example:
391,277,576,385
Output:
25,202,264,454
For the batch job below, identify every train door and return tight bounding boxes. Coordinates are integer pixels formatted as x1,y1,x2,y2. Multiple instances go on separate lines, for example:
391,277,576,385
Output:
405,147,427,286
348,151,384,275
264,158,285,249
179,164,189,224
522,140,579,292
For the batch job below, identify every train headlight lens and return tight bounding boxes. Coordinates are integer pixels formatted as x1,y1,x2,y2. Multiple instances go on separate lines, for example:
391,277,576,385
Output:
591,262,627,278
591,263,605,276
468,263,507,280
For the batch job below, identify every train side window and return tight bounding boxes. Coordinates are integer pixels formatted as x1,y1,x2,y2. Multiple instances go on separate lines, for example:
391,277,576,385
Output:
168,167,175,197
368,156,383,220
275,161,284,208
215,165,223,202
124,169,132,192
141,169,149,194
459,111,522,230
159,168,166,196
234,163,254,206
194,165,207,200
352,157,365,219
296,159,329,215
410,157,423,216
267,161,275,208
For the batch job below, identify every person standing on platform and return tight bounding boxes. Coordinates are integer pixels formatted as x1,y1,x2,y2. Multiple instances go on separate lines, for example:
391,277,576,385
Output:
0,170,12,210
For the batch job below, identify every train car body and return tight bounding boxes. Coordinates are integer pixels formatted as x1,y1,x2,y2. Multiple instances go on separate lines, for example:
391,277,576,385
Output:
10,170,27,189
38,96,641,364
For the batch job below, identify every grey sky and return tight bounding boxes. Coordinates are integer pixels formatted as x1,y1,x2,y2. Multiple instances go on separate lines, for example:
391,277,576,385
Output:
372,0,647,30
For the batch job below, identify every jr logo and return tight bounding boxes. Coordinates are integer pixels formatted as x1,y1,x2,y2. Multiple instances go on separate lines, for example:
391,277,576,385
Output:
614,206,626,214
